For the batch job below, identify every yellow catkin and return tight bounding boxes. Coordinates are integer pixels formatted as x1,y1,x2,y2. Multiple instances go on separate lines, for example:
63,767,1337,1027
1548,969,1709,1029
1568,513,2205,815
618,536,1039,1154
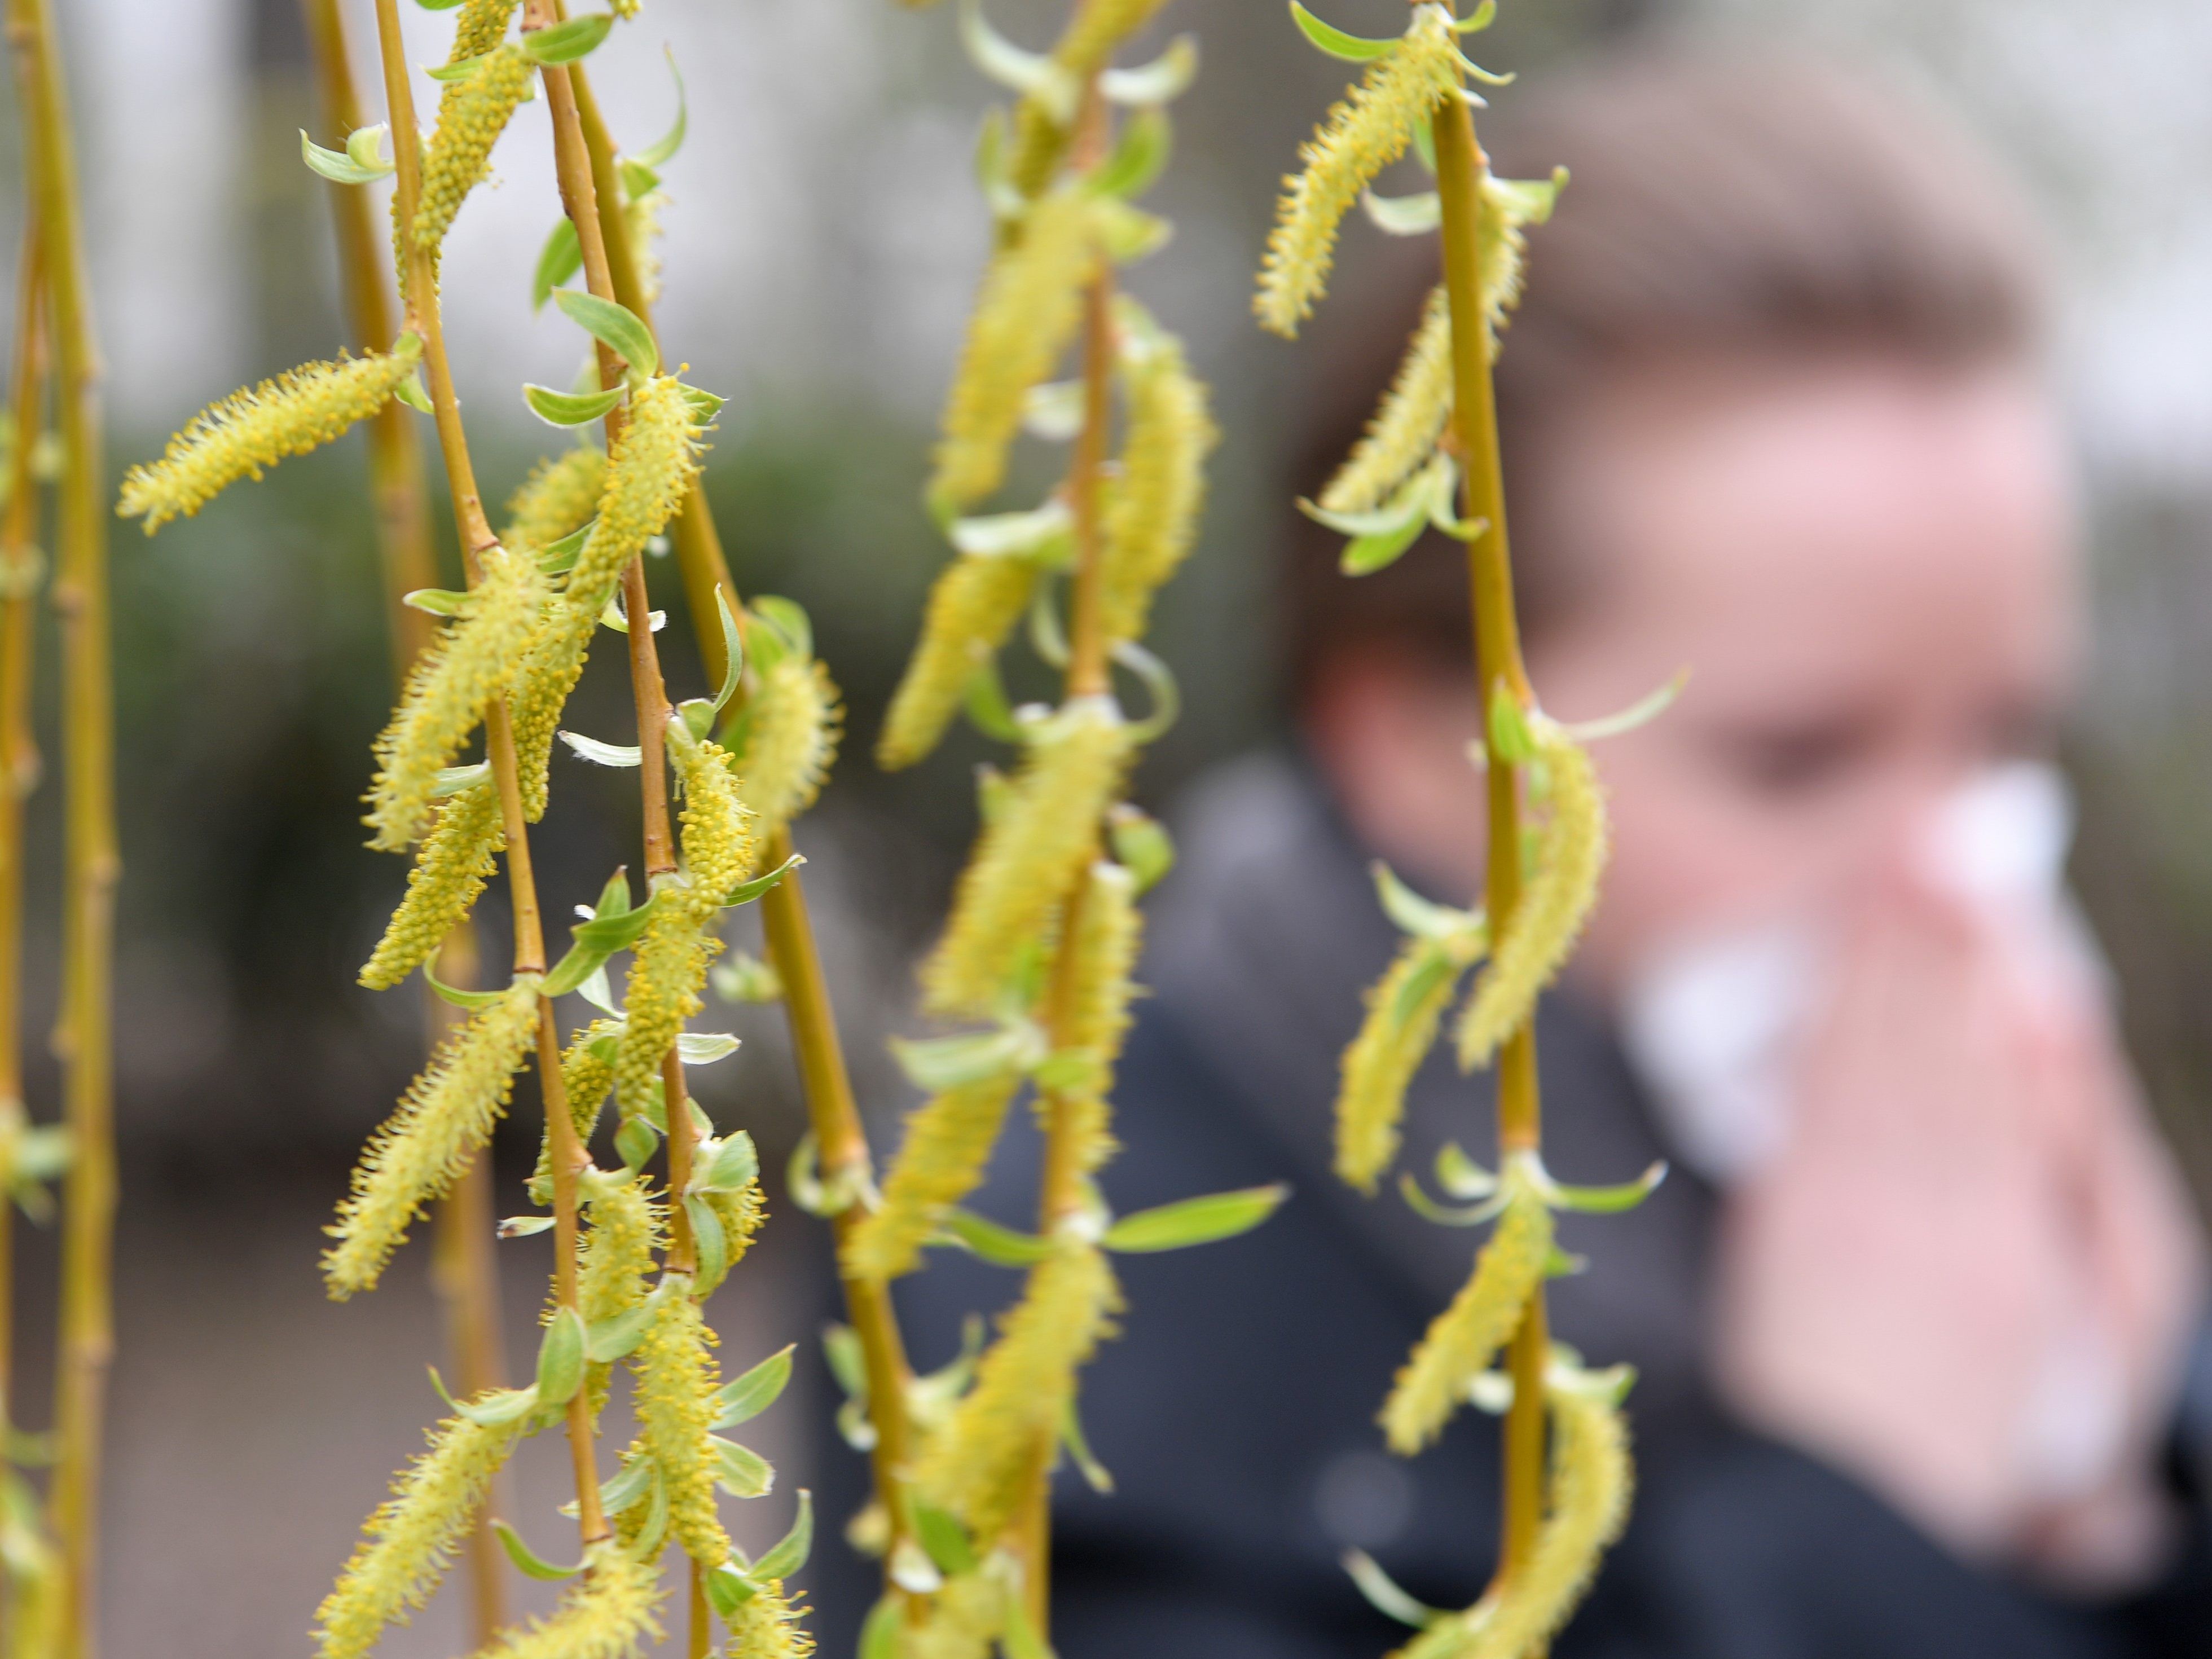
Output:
478,1542,663,1659
1002,0,1170,198
724,1581,815,1659
323,979,540,1298
913,1245,1120,1544
732,655,842,842
841,1071,1022,1284
615,897,719,1117
921,699,1132,1017
626,189,667,305
1040,861,1142,1181
905,1570,1004,1659
413,43,535,253
1335,936,1472,1194
579,1169,661,1330
1474,173,1561,348
1461,1385,1633,1659
1255,7,1464,337
702,1178,767,1277
930,188,1100,516
366,543,547,851
117,340,423,531
877,552,1041,772
1455,729,1607,1070
505,444,607,552
670,728,759,908
359,781,504,989
531,1018,621,1205
1381,1175,1552,1455
510,378,702,817
314,1412,524,1659
1320,286,1452,516
1098,313,1214,649
447,0,517,62
633,1292,731,1566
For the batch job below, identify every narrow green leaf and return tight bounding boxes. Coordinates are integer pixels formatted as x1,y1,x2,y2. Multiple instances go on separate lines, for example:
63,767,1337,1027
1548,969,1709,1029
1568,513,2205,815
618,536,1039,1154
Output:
345,124,393,172
422,965,512,1009
999,1583,1054,1659
1061,1400,1114,1493
748,595,812,662
747,1490,813,1583
424,53,486,82
723,852,803,909
454,1385,540,1427
535,1308,587,1405
393,371,434,414
678,1032,741,1067
1107,805,1175,895
889,1027,1035,1093
1341,1549,1439,1628
1397,1172,1506,1228
957,0,1078,120
911,1502,978,1577
937,1207,1057,1268
300,130,392,185
615,1116,659,1172
599,1455,657,1516
686,1195,728,1294
1340,507,1430,577
1288,1,1399,61
432,762,489,798
705,587,745,719
711,1436,773,1498
964,660,1022,744
560,731,643,768
492,1520,584,1581
403,587,469,617
524,382,625,428
713,1344,794,1429
1100,35,1198,105
498,1213,556,1238
1387,945,1459,1029
705,1562,758,1618
524,12,613,65
1372,862,1478,944
1487,685,1537,764
1542,1160,1668,1214
1361,189,1440,236
1102,1185,1290,1253
531,217,582,310
1562,668,1688,743
696,1130,759,1194
1089,107,1171,201
1434,1141,1498,1200
553,289,658,378
634,50,688,168
948,498,1072,560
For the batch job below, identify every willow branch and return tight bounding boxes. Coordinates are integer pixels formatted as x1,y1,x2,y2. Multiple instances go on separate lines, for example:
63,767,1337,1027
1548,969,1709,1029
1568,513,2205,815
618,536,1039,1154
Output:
1433,87,1547,1586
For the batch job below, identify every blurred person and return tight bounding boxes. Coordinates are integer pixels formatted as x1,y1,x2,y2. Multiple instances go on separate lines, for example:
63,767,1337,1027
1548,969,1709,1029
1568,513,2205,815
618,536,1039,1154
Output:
814,46,2212,1659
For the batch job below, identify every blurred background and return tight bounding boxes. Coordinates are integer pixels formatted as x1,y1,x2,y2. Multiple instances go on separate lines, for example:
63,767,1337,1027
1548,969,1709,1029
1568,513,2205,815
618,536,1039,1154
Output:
2,0,2210,1649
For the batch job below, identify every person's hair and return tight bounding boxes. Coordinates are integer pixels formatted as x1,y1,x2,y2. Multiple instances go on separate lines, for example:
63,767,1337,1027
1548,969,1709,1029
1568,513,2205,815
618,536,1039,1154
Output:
1285,45,2052,701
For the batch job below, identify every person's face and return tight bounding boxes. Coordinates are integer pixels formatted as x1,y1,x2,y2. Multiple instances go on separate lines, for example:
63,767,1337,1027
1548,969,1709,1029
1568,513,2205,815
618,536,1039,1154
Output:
1308,355,2082,999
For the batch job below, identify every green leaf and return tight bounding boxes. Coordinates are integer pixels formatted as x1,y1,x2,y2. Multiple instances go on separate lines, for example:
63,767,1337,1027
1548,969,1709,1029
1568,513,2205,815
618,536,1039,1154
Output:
711,1435,774,1499
498,1213,556,1238
1060,1400,1113,1493
432,762,489,798
1105,804,1175,895
1541,1159,1668,1214
1021,380,1085,442
696,1130,759,1194
531,217,582,310
1288,1,1399,61
748,595,812,662
890,1027,1036,1093
1095,199,1172,265
1102,1184,1289,1253
1089,107,1171,201
710,953,781,1004
723,852,803,909
1487,686,1537,765
1411,113,1437,174
560,731,643,768
615,1116,659,1172
747,1490,813,1582
393,371,434,414
678,1032,741,1067
820,1322,865,1401
1372,862,1478,944
535,518,591,574
705,1562,758,1618
553,289,658,378
1434,1141,1498,1200
1361,189,1440,236
422,964,512,1009
633,50,688,168
1341,1549,1439,1628
1484,165,1567,226
680,384,727,426
492,1520,584,1581
1100,34,1198,105
414,0,465,10
524,381,625,428
957,0,1078,120
454,1385,540,1427
713,1344,794,1429
1561,668,1687,743
706,587,745,718
1397,1172,1505,1228
524,12,613,65
1386,945,1458,1028
618,156,660,199
1454,0,1499,33
912,1502,978,1576
599,1455,657,1516
300,129,393,184
937,1207,1057,1268
686,1196,728,1295
584,1301,655,1364
424,53,486,82
964,660,1022,744
1111,637,1181,745
535,1308,587,1405
403,586,469,617
948,498,1072,560
999,1580,1055,1659
1340,504,1430,576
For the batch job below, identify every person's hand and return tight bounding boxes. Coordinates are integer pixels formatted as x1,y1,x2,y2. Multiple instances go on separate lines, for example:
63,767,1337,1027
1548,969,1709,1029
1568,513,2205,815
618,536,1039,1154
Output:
1709,861,2204,1587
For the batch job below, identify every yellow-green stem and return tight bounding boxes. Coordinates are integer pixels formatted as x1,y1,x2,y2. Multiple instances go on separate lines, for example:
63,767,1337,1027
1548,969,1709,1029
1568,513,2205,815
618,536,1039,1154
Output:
568,60,926,1590
8,0,117,1645
368,0,604,1546
1433,89,1547,1587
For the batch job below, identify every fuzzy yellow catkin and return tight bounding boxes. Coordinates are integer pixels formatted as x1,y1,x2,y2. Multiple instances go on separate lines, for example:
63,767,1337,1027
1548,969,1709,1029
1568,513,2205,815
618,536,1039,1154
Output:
1382,1174,1552,1454
877,552,1041,772
702,1177,767,1275
1098,319,1215,649
117,340,423,531
579,1169,661,1329
905,1569,1004,1659
1001,0,1171,199
632,1290,732,1566
413,43,534,253
530,1018,621,1204
913,1245,1121,1544
1461,1385,1633,1659
724,1581,815,1659
930,187,1099,517
615,898,718,1116
1040,861,1142,1181
626,189,667,306
1320,287,1452,516
1455,729,1607,1070
669,727,759,909
446,0,517,63
365,543,547,851
359,781,504,988
505,443,607,552
921,698,1132,1017
842,1071,1022,1284
510,378,701,817
1335,936,1471,1194
732,655,842,842
314,1412,524,1659
477,1542,663,1659
1256,7,1464,338
323,978,540,1298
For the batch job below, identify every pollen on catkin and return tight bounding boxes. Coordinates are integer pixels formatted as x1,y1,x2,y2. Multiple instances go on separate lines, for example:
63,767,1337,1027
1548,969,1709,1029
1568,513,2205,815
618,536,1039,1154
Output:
323,978,540,1299
877,552,1041,772
532,1019,621,1205
921,698,1133,1017
930,187,1100,517
476,1542,663,1659
626,188,668,306
579,1169,661,1329
413,43,535,254
1455,727,1607,1070
505,444,606,552
314,1412,524,1659
446,0,517,64
701,1177,767,1280
1320,286,1452,516
1335,936,1472,1194
117,339,423,531
1474,172,1562,348
365,543,546,850
842,1071,1021,1284
1098,315,1214,649
615,897,718,1117
724,1580,815,1659
632,1290,732,1567
508,602,596,821
729,654,841,842
906,1569,1004,1659
359,781,503,989
1462,1383,1632,1659
1255,7,1464,338
1039,861,1142,1180
669,726,759,907
913,1245,1121,1544
1381,1172,1551,1454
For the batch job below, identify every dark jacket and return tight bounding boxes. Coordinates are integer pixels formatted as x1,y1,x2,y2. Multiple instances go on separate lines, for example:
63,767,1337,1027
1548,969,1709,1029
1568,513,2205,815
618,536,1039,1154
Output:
810,752,2212,1659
